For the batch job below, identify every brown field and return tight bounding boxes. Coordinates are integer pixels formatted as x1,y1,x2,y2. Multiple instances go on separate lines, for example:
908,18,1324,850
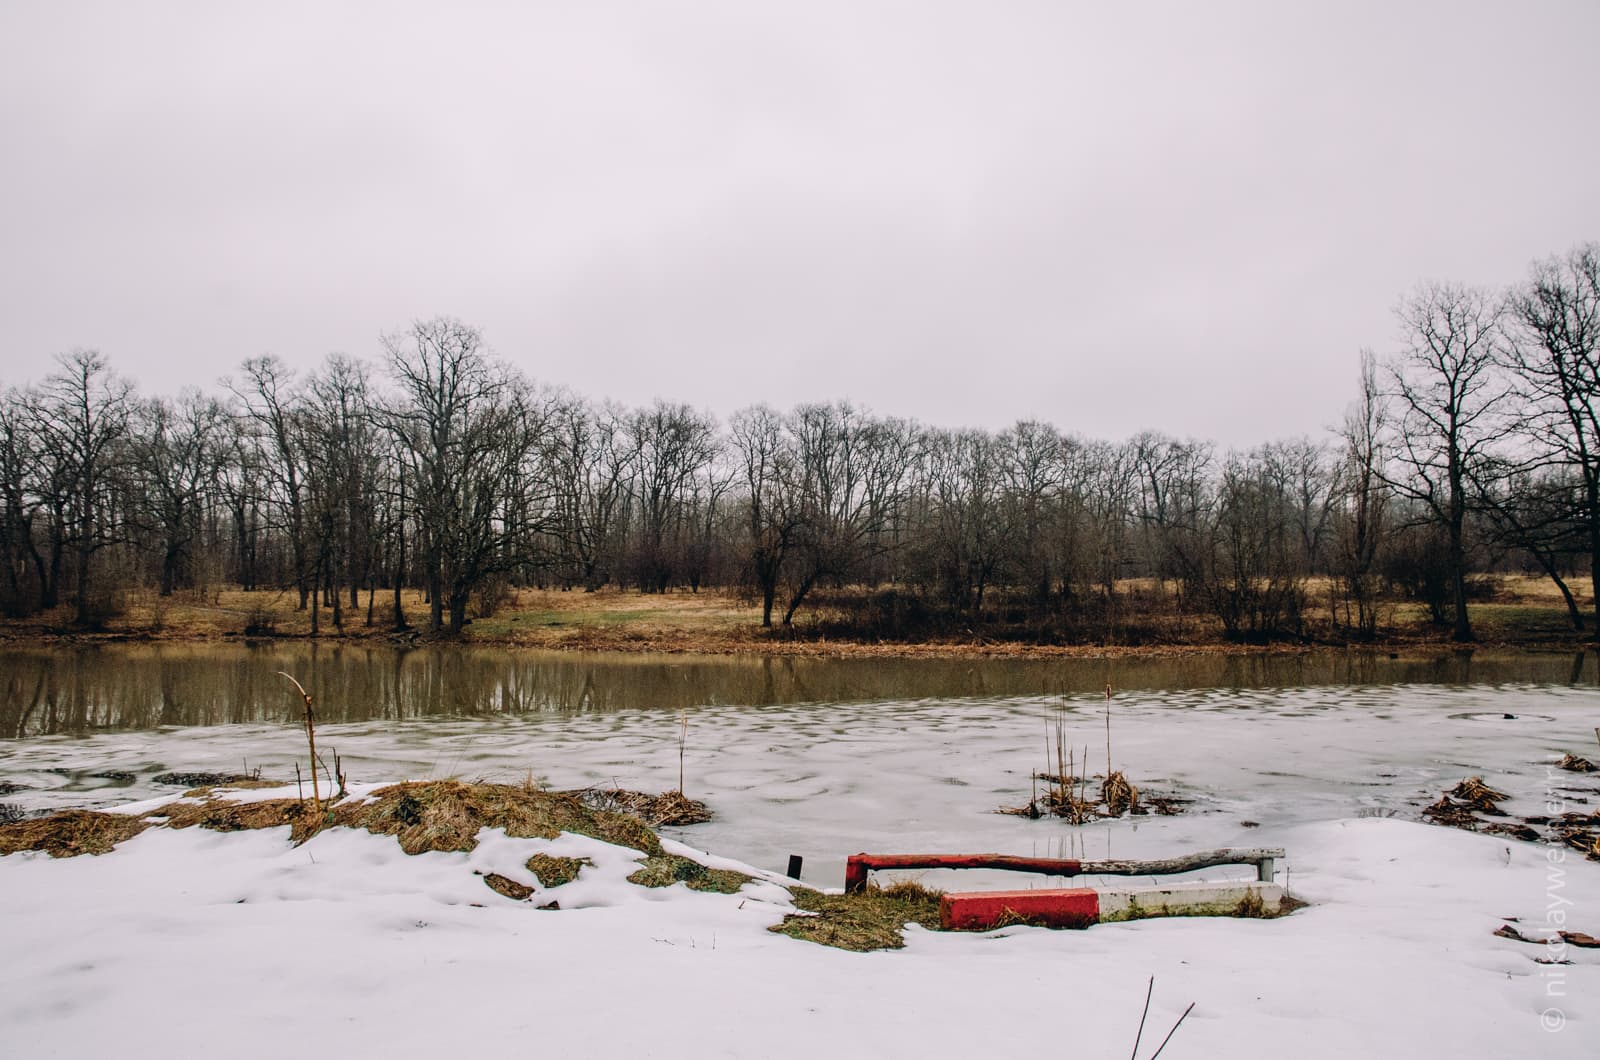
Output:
0,574,1590,658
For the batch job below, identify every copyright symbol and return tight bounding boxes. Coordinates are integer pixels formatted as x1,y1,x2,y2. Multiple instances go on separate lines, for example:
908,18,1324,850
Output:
1541,1008,1565,1032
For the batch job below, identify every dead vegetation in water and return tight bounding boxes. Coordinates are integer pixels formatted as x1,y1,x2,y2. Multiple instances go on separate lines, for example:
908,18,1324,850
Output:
1448,777,1509,812
627,854,750,893
1423,773,1600,861
152,770,265,788
0,809,151,857
771,881,944,952
565,787,711,827
1004,687,1187,823
1423,776,1510,828
1558,753,1596,773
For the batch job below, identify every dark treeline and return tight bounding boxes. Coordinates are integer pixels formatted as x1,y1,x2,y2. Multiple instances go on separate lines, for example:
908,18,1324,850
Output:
1,244,1595,643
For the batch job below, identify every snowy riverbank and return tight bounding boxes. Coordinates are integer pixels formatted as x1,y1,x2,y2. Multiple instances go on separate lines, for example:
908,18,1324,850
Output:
2,805,1595,1058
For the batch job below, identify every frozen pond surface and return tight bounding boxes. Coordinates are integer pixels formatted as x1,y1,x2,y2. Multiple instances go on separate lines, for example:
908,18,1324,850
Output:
4,643,1597,887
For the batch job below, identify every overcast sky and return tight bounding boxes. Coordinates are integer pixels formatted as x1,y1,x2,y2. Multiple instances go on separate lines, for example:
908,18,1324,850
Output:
1,1,1596,448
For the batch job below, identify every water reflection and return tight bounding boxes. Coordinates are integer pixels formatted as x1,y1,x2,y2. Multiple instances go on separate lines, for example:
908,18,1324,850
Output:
0,643,1593,737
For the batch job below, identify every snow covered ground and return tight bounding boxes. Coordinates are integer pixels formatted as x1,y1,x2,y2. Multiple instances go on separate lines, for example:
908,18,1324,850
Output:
3,680,1598,1056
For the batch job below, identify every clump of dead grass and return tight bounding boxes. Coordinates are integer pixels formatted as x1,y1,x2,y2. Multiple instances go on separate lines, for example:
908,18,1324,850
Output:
1558,753,1596,774
1424,776,1510,829
329,780,664,856
627,854,750,893
1448,776,1508,811
1101,771,1139,815
0,809,151,858
567,787,712,827
526,853,590,888
771,881,944,952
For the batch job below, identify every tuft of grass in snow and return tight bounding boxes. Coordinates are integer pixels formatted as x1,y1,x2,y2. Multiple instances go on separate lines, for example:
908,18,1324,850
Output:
526,853,590,888
0,809,151,857
627,854,750,893
772,881,944,952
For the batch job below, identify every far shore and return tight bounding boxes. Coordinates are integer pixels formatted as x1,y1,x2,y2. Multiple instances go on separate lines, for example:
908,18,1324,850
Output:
0,581,1591,661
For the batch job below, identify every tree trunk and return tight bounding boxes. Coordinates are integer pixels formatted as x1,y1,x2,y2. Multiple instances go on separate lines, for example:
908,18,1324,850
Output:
1448,472,1473,643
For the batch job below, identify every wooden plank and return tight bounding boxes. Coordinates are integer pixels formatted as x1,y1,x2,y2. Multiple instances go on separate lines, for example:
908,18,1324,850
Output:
845,848,1284,893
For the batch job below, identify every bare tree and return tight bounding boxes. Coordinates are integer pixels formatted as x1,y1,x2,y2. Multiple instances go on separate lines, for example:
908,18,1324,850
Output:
1333,351,1389,637
919,428,1011,615
730,405,800,626
28,351,135,624
132,389,227,596
548,396,633,591
1382,282,1506,641
999,420,1067,605
228,356,312,609
0,389,44,614
780,403,909,625
1207,449,1308,640
624,400,718,593
383,317,543,633
1502,243,1600,636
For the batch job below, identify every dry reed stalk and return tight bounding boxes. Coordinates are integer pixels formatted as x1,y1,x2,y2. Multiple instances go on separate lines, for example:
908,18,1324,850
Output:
277,671,321,814
1130,976,1154,1060
677,711,688,795
1105,681,1113,779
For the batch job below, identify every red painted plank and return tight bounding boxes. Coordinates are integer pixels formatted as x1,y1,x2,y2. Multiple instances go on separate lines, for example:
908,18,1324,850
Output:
940,888,1101,931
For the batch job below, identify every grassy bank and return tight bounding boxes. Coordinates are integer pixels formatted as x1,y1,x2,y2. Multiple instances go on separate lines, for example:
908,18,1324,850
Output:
0,576,1591,658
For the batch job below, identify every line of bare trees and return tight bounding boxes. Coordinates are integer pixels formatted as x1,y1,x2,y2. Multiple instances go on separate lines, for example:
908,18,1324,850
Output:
1,244,1595,642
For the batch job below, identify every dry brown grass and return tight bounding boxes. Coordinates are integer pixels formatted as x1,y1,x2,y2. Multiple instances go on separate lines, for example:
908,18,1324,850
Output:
154,797,319,840
567,788,711,827
2,574,1589,658
326,780,663,855
0,810,150,857
146,778,666,856
772,881,945,952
